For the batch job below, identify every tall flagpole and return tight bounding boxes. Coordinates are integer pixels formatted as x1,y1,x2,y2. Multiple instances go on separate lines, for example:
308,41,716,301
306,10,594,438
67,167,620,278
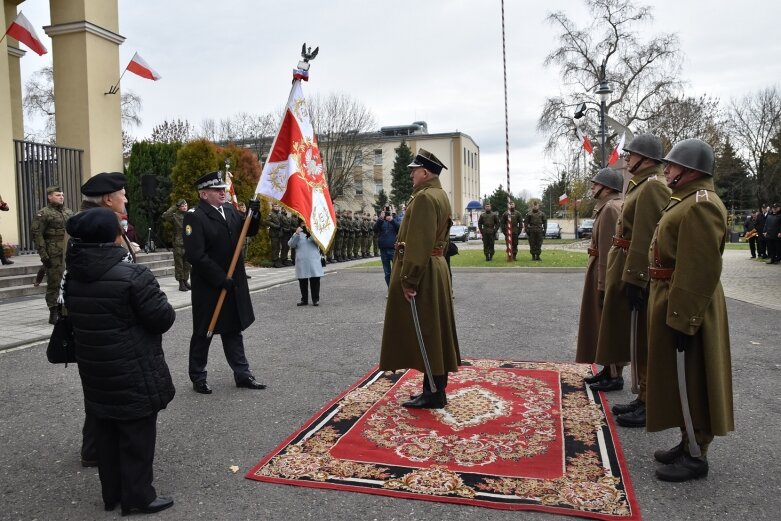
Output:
501,0,513,261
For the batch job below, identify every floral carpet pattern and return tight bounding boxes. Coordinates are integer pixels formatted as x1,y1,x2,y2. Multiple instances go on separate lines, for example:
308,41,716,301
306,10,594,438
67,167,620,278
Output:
246,359,641,520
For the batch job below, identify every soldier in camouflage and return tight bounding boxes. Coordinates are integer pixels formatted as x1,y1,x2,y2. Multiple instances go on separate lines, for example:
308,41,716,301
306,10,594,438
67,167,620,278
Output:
31,186,74,324
162,199,191,291
352,214,362,259
524,201,548,261
362,213,372,257
478,202,500,261
280,209,293,266
0,194,13,265
268,204,282,268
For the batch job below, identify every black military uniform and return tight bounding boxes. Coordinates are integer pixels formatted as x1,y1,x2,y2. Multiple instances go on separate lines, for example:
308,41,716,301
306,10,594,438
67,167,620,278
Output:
184,171,265,393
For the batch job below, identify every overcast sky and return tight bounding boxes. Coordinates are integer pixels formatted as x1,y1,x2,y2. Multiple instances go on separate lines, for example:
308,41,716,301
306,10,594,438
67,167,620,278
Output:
15,0,781,198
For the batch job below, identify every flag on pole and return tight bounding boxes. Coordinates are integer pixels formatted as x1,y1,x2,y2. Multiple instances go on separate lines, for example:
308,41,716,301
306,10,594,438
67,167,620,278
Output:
559,193,570,205
126,52,162,81
224,170,239,209
255,79,336,251
575,127,593,155
5,12,47,55
608,132,626,165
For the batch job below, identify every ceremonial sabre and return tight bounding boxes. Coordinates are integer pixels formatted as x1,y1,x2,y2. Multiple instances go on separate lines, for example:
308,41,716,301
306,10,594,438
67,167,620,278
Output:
410,296,437,393
675,346,702,458
629,307,639,393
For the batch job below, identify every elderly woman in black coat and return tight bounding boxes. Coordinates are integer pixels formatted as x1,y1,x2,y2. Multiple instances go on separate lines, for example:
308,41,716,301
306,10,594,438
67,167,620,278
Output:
65,208,176,516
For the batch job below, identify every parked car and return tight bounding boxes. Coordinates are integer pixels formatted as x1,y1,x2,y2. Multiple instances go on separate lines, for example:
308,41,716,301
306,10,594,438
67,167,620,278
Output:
577,219,595,239
449,225,469,242
545,223,562,239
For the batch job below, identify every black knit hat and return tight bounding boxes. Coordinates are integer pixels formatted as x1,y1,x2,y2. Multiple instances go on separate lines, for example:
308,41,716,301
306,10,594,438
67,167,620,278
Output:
66,208,119,243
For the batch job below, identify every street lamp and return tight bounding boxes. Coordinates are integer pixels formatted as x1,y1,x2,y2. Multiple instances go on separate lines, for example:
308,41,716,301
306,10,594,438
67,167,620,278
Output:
595,64,613,168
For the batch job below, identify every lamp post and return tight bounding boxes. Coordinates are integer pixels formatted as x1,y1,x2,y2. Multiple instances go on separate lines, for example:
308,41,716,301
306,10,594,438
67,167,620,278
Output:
595,64,613,168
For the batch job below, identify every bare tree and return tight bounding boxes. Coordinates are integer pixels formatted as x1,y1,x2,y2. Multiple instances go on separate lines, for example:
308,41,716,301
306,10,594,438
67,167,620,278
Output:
306,93,377,204
150,119,194,143
726,86,781,204
641,95,724,151
539,0,683,156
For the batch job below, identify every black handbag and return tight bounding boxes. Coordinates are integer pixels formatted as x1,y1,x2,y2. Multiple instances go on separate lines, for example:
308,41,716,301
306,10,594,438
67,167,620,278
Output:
320,255,327,267
46,308,76,365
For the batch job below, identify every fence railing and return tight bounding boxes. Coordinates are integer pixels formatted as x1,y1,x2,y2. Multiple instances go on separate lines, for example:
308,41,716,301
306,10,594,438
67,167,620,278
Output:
13,140,83,254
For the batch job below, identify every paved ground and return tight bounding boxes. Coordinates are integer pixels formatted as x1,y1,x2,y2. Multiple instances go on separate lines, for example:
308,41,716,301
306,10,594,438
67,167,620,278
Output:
0,246,778,520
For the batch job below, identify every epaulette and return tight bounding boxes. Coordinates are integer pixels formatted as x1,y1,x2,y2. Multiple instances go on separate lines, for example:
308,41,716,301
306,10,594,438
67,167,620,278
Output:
648,174,664,182
694,189,710,203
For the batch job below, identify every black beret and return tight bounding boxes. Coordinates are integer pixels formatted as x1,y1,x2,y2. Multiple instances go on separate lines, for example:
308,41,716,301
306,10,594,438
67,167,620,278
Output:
66,208,119,243
81,172,127,196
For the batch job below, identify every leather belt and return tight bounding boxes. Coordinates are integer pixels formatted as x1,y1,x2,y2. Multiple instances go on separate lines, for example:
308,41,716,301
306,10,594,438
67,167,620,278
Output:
431,248,444,257
649,267,674,280
612,236,631,249
587,247,599,257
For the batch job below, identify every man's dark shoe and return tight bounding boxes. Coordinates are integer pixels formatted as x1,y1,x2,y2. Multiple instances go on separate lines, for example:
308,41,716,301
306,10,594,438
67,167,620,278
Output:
121,496,174,516
654,441,684,464
402,391,446,409
616,403,646,427
612,398,644,416
655,454,708,482
312,301,319,306
297,301,308,306
81,458,98,468
236,376,267,390
105,501,118,511
178,281,189,292
584,367,609,384
192,381,212,394
590,376,624,392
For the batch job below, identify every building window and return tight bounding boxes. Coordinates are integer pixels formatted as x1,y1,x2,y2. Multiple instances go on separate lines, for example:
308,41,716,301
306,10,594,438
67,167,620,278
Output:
334,152,343,168
375,181,383,194
373,149,383,166
356,150,363,165
464,147,467,164
355,176,363,195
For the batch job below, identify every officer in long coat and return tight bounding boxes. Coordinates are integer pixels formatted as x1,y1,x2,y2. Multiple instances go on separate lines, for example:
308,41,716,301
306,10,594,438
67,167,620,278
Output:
184,171,265,394
575,169,624,379
380,149,460,409
593,135,670,421
31,185,74,324
478,203,500,261
645,138,733,482
162,199,191,291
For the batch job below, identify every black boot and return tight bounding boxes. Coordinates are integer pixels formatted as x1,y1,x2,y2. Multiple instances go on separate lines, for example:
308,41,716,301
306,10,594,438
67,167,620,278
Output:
612,398,644,416
655,453,708,482
584,366,609,384
404,374,447,409
0,249,13,265
654,441,685,464
616,402,646,427
178,280,189,292
590,376,624,392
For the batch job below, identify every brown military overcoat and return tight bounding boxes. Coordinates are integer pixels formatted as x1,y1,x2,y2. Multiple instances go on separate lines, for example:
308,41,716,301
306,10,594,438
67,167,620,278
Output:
576,193,622,363
595,164,670,365
645,177,734,435
380,177,460,374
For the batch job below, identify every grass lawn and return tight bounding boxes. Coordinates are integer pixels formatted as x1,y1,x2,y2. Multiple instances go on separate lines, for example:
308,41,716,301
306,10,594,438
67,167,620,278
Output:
724,243,749,250
362,248,589,268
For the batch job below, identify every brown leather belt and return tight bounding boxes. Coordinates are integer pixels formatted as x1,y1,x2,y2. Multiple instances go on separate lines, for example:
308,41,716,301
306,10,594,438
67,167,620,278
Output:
649,267,674,280
612,236,631,249
431,248,444,257
587,247,599,257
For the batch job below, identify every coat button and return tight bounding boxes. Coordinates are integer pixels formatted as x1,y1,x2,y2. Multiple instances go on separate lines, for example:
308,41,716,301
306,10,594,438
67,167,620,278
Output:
672,311,679,317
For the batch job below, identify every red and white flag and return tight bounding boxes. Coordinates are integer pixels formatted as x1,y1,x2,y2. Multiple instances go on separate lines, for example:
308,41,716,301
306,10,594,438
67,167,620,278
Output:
224,170,239,209
607,132,626,166
126,52,162,81
559,193,570,205
5,12,47,56
255,79,337,251
576,127,593,155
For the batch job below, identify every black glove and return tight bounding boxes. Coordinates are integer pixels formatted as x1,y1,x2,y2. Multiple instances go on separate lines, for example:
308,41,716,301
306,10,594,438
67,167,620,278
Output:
626,284,645,310
247,199,261,219
673,330,690,352
221,277,235,291
42,257,52,268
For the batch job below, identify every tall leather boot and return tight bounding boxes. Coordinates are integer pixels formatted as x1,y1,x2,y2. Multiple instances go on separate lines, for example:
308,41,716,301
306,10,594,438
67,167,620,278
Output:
178,280,189,292
0,248,13,265
403,373,447,409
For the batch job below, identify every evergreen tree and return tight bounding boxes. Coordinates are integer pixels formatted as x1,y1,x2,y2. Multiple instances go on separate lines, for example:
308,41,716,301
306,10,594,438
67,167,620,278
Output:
390,141,414,207
373,189,389,214
714,137,753,211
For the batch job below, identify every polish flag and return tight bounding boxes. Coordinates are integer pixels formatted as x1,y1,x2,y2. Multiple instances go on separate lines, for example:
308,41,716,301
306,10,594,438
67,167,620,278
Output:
126,52,162,81
255,78,337,251
559,193,570,205
5,12,47,56
576,127,593,155
608,132,626,165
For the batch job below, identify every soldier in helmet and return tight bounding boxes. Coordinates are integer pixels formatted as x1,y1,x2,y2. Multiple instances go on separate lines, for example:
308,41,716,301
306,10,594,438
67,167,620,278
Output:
593,134,670,425
575,168,624,384
645,138,733,482
478,202,500,261
162,199,191,291
523,201,547,261
31,186,74,324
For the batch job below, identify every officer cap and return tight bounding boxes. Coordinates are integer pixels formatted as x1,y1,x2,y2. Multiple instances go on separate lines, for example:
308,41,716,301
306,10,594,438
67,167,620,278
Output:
66,207,119,243
176,199,187,207
47,185,62,194
408,148,448,175
81,172,127,196
194,171,229,190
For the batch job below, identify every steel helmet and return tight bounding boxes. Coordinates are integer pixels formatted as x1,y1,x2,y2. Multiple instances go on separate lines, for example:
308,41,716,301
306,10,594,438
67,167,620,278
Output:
663,138,715,176
591,167,624,192
623,134,663,161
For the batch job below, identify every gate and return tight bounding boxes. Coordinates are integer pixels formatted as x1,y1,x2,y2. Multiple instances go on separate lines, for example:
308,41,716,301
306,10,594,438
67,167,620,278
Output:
13,140,83,254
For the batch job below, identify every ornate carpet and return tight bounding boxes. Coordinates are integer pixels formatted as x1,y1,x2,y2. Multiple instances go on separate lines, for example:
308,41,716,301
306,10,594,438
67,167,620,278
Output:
246,359,641,520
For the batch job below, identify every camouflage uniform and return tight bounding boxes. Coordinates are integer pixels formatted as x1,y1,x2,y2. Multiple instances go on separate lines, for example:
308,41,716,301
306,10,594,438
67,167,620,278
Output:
162,201,191,287
268,206,282,267
362,214,372,257
344,212,354,260
477,207,500,260
524,206,547,260
280,210,293,265
31,197,74,314
352,215,362,258
372,216,380,256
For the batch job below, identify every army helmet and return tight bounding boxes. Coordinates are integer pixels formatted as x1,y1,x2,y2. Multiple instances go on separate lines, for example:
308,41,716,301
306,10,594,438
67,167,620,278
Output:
623,134,664,161
591,167,624,192
663,138,715,176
